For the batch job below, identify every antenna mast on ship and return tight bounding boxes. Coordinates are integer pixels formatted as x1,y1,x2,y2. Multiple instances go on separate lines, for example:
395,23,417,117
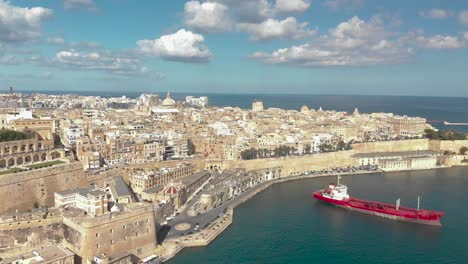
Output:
417,196,420,211
396,198,401,210
337,174,341,186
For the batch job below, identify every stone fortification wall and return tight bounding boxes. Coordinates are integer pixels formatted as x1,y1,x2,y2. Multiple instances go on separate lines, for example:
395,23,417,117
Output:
0,162,85,213
437,140,468,153
0,163,123,214
225,139,446,175
227,150,357,176
352,139,430,153
0,216,62,232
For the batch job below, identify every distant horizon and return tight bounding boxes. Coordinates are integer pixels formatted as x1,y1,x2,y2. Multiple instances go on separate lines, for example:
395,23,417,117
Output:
10,89,468,99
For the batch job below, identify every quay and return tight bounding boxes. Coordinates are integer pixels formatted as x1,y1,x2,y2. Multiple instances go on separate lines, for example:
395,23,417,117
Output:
158,169,381,263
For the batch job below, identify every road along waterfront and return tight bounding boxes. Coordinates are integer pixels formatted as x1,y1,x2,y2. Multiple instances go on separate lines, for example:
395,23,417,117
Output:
159,168,383,262
165,166,468,264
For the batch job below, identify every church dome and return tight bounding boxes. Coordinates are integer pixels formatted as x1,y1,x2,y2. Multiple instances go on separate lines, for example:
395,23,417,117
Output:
162,92,176,107
164,185,180,195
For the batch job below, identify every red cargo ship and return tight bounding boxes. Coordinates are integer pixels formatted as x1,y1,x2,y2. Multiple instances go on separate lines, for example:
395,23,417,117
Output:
313,176,444,226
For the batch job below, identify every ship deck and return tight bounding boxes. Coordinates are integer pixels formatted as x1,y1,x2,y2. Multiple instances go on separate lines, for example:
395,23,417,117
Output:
314,192,443,221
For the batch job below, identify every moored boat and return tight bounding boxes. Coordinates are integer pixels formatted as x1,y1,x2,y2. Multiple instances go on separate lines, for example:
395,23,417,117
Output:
313,176,444,226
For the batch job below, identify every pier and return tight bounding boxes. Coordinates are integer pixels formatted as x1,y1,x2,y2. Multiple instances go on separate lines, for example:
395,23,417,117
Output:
443,121,468,126
427,120,468,126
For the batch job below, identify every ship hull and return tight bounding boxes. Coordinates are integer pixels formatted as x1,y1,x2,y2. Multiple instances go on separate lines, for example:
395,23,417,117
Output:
313,192,442,226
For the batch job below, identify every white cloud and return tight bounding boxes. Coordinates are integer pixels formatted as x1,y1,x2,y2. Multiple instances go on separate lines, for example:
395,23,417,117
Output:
184,1,231,32
459,10,468,25
64,0,97,11
137,29,212,63
238,17,316,41
0,0,53,43
419,9,452,19
54,49,162,78
250,16,414,67
275,0,311,13
416,34,466,49
184,0,310,32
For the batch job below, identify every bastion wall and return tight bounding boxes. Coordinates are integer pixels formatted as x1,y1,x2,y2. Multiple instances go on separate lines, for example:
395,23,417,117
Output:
0,162,123,214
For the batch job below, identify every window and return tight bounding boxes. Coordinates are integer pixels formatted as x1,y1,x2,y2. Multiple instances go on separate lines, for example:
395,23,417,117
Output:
110,228,113,233
111,240,115,244
96,243,100,248
96,232,99,237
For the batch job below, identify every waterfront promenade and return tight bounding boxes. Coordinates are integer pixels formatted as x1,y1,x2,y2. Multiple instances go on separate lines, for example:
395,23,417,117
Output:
159,167,382,263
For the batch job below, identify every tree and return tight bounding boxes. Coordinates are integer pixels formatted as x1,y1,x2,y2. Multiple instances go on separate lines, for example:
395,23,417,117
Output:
345,142,353,150
319,143,333,152
424,129,440,140
460,146,468,155
304,144,311,154
336,141,346,150
425,129,466,140
240,148,258,160
0,129,34,142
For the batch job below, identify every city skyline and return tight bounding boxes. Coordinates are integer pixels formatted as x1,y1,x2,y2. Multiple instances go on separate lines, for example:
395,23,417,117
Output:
1,0,468,96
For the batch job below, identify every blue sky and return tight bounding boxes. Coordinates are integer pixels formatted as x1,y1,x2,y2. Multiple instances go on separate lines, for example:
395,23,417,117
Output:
1,0,468,96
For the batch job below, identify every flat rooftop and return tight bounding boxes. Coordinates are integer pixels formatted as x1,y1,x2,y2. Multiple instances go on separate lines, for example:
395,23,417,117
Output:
180,171,210,186
0,245,74,263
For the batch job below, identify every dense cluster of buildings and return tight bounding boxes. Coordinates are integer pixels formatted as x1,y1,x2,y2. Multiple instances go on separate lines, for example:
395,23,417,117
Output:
0,91,446,264
1,92,433,171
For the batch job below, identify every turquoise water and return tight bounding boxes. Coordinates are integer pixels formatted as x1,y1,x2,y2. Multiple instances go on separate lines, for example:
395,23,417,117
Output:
168,168,468,264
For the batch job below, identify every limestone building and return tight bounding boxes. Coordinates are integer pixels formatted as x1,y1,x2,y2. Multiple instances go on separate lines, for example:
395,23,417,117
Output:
129,163,196,194
0,245,75,264
355,151,439,171
0,137,64,169
11,118,55,140
55,186,108,217
61,203,157,263
197,167,281,212
252,100,264,112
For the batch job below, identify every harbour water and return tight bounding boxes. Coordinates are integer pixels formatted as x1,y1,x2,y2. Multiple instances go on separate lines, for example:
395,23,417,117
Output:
168,167,468,264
